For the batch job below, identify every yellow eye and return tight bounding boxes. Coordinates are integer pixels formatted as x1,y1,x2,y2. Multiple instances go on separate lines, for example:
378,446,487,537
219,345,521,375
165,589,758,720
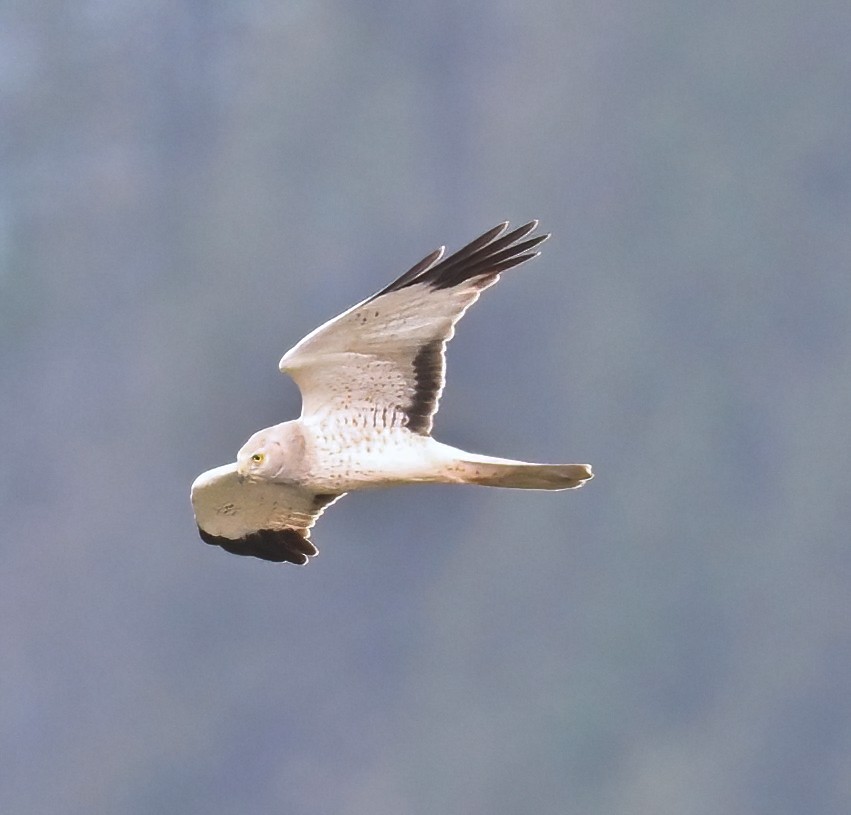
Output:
251,452,265,464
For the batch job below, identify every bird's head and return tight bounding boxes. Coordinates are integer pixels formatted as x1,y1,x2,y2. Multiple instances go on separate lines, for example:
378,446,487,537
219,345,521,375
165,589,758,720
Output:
236,432,277,481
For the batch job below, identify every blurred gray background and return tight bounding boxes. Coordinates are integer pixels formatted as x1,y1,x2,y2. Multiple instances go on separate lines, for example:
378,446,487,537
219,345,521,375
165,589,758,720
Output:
3,2,851,813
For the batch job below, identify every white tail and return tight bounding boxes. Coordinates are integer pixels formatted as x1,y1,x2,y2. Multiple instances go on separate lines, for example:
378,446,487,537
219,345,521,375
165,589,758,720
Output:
445,453,593,491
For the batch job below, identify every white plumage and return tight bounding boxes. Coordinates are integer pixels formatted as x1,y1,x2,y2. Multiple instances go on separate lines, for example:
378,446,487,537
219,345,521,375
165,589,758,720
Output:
191,221,592,564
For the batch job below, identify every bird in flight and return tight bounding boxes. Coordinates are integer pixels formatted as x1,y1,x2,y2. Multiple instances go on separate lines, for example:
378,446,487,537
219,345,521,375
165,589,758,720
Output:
191,221,593,564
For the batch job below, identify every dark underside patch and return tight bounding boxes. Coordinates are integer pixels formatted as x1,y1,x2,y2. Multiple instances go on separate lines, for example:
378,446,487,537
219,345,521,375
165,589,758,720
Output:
405,339,444,435
198,526,318,564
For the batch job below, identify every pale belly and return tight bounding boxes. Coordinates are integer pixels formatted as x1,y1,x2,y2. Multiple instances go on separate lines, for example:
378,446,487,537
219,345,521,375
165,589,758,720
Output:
300,423,448,492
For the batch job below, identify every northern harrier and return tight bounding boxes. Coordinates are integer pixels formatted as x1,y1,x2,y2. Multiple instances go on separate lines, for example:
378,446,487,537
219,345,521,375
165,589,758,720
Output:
191,221,592,563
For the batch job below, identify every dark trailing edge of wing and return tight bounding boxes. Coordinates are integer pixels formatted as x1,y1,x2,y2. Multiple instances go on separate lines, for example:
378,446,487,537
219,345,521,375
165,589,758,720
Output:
372,221,549,299
406,339,445,435
198,526,318,565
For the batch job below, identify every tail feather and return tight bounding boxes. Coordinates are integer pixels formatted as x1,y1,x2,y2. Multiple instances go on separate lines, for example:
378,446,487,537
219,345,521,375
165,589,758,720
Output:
449,456,593,491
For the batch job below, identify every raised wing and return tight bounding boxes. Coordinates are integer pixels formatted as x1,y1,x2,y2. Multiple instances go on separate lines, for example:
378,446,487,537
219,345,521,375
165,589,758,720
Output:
279,221,548,434
190,463,344,564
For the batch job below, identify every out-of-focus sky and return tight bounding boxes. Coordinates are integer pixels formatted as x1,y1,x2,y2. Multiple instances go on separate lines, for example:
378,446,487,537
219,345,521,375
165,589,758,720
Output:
3,2,851,813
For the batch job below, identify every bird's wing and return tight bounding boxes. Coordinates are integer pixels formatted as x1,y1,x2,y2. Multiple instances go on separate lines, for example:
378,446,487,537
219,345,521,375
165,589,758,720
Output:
279,221,548,435
190,463,344,564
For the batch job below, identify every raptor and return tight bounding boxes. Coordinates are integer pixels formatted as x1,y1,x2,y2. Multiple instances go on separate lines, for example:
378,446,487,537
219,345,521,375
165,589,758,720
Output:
191,221,592,563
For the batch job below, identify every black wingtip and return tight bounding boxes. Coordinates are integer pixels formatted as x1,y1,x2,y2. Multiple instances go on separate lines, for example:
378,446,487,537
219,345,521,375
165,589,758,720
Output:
198,526,318,564
385,246,446,294
375,220,547,297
